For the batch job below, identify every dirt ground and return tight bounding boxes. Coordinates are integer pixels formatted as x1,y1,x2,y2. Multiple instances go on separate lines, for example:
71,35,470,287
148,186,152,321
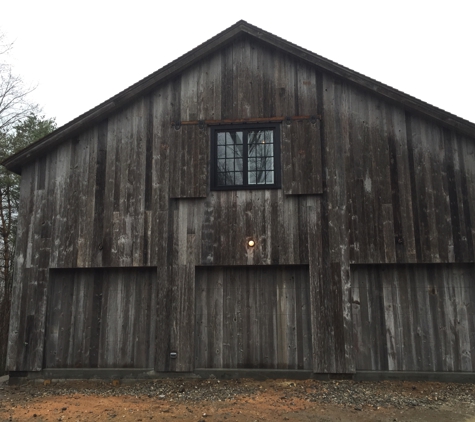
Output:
1,377,475,422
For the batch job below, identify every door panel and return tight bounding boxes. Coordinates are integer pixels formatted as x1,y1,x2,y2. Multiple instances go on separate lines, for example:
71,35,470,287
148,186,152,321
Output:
44,267,157,368
352,264,475,371
195,265,312,369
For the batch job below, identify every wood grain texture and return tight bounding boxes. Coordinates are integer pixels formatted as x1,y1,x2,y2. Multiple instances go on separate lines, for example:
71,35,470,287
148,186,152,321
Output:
6,34,475,374
44,268,156,368
169,191,313,267
320,74,353,373
169,125,209,198
322,73,475,267
282,120,322,195
195,265,312,369
352,264,475,371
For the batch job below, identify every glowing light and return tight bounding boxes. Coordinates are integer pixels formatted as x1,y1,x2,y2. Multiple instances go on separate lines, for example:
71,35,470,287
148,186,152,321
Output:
248,240,255,247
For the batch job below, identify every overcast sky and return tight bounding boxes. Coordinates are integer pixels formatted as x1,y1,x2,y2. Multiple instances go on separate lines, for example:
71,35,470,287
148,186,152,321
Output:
1,0,474,127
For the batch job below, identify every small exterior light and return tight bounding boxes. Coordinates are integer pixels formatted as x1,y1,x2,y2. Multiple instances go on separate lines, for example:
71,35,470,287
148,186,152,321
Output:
248,240,255,247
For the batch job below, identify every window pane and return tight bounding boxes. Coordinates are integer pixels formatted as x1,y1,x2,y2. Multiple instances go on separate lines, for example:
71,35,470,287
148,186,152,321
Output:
217,172,227,186
235,131,243,145
249,130,265,144
235,171,243,185
265,171,274,184
256,169,266,184
217,132,225,145
256,144,265,157
226,131,242,145
217,159,225,172
265,157,274,170
225,159,235,172
226,145,235,158
248,158,256,171
235,144,243,157
221,171,236,186
265,143,274,156
248,171,256,184
256,157,266,172
248,143,256,157
235,158,243,172
218,145,225,159
265,130,273,144
248,131,261,156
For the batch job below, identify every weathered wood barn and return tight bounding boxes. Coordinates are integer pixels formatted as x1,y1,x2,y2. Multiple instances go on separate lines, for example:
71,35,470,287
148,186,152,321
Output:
3,20,475,380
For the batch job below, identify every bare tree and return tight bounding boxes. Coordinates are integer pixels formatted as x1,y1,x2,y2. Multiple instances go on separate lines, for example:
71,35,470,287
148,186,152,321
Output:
0,33,39,133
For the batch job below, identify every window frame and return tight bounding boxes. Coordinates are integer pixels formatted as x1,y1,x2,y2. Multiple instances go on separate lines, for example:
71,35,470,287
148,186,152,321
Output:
210,123,281,191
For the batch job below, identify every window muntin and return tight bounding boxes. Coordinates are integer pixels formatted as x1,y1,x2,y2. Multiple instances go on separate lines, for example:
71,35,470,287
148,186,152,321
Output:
212,124,280,190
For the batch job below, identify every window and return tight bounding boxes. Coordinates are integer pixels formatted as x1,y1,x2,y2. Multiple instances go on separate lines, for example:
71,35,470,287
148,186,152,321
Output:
210,124,281,190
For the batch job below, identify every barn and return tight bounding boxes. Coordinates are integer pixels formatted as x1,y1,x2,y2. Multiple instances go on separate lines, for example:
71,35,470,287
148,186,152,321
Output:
3,20,475,381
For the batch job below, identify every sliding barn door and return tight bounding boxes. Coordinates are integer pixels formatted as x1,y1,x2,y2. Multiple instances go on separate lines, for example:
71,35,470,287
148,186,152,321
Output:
195,265,312,369
352,264,475,372
44,268,157,368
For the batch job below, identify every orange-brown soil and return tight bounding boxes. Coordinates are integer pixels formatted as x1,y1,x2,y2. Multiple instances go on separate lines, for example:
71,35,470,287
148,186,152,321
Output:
1,378,475,421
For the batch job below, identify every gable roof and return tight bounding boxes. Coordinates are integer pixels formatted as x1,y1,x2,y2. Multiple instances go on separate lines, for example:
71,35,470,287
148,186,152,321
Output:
3,20,475,174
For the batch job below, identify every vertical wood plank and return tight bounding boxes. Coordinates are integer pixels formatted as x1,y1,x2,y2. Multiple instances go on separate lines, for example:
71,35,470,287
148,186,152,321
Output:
282,120,322,195
351,264,475,372
194,266,311,369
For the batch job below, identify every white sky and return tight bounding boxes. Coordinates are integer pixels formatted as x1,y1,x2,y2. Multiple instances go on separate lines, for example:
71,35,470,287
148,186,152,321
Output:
1,0,474,127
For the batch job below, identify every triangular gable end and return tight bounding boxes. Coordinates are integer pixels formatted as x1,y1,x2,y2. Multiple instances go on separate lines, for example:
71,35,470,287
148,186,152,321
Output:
2,19,475,174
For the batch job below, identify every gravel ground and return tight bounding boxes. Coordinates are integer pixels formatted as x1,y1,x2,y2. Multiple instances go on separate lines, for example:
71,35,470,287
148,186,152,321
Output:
7,378,473,408
1,376,475,421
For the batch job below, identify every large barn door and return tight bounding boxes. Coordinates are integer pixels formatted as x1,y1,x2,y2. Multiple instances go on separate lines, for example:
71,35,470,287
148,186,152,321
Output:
44,268,157,369
195,265,312,369
352,264,475,372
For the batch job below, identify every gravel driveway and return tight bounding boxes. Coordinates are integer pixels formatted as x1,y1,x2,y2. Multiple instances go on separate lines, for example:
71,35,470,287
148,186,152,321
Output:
1,376,475,421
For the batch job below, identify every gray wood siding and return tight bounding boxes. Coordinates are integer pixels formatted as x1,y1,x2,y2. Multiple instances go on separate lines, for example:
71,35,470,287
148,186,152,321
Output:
352,264,475,371
155,193,320,372
44,268,156,368
6,34,475,373
282,119,322,195
195,265,312,369
319,75,475,372
194,191,314,266
169,125,209,198
323,74,475,265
